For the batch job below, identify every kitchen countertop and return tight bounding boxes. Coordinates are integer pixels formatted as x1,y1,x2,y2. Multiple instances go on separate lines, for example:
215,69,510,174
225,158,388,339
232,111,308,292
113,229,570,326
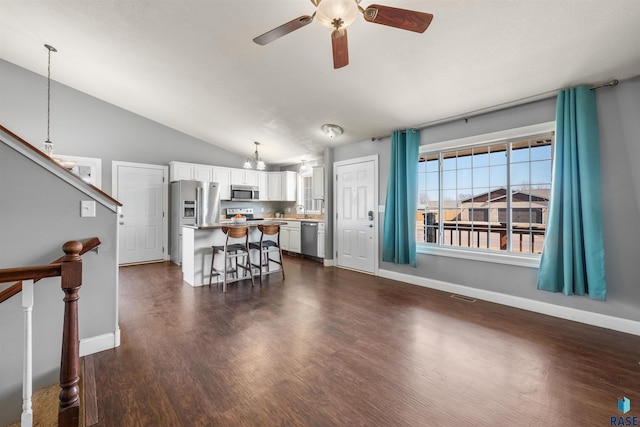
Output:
183,220,288,230
275,217,325,223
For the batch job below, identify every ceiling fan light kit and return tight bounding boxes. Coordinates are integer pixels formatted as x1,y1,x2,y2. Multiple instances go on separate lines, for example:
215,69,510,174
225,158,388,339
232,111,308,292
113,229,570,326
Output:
253,0,433,69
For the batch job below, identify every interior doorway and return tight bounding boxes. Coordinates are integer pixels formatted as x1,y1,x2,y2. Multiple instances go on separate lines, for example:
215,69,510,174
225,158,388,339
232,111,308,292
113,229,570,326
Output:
334,155,378,274
112,161,168,265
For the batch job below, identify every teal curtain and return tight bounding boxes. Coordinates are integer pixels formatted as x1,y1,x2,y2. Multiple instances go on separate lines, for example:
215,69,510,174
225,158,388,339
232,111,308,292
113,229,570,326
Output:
382,129,419,267
537,85,606,300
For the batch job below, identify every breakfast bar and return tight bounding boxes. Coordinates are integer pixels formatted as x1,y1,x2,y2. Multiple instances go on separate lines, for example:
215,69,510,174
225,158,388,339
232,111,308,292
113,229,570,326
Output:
181,221,285,287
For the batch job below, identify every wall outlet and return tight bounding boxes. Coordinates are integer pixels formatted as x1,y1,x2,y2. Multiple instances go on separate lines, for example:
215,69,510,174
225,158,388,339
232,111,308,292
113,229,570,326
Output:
81,200,96,217
287,208,291,213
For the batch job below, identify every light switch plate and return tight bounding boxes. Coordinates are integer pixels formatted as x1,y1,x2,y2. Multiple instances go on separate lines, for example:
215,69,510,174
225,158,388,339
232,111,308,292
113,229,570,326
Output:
81,200,96,217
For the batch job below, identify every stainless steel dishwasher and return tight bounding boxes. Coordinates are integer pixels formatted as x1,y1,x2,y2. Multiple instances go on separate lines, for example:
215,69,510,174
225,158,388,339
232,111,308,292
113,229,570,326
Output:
301,221,318,257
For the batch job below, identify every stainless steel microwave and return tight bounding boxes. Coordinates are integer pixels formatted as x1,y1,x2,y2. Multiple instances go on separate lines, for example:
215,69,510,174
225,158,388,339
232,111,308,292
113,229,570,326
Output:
231,185,259,201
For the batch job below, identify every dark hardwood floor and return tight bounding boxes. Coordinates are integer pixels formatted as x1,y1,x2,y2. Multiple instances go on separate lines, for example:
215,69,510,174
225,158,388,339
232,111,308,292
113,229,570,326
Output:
91,257,640,426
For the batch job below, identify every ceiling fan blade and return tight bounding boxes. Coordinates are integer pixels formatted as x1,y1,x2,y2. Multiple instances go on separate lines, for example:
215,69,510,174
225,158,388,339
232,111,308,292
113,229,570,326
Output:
331,29,349,69
253,15,314,45
363,4,433,33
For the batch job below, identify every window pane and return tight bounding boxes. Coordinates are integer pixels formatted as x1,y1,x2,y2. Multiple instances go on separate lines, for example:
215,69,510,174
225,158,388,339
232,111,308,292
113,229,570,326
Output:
457,169,472,188
530,143,552,161
425,157,439,172
442,153,456,170
473,167,489,188
443,170,457,189
511,139,530,163
426,171,439,190
490,165,507,188
530,160,552,185
457,150,472,169
472,146,489,167
489,144,507,165
511,162,530,187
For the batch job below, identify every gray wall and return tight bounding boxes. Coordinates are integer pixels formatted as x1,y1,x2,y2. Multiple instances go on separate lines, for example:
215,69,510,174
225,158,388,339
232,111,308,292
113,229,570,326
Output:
0,143,118,424
0,59,248,195
332,77,640,323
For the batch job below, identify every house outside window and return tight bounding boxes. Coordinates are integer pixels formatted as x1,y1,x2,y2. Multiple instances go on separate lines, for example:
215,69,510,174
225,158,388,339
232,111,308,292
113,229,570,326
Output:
417,123,554,261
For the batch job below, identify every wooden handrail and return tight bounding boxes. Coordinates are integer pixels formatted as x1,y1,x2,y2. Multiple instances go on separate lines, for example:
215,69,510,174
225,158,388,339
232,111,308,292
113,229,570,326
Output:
0,238,100,427
0,237,100,304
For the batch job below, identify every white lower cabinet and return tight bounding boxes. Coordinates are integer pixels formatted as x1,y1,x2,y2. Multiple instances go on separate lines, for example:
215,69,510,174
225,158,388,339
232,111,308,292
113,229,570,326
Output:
280,221,301,253
317,222,325,258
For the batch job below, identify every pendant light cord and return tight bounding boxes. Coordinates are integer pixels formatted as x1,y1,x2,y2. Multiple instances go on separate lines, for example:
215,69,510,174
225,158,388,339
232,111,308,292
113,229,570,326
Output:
44,44,57,144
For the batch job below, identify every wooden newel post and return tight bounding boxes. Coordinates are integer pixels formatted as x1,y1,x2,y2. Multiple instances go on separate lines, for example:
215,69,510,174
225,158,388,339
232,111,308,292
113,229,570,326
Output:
58,240,83,427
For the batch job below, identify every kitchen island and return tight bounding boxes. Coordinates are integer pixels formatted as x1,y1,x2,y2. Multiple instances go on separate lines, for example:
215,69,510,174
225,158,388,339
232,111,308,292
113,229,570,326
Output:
181,221,286,287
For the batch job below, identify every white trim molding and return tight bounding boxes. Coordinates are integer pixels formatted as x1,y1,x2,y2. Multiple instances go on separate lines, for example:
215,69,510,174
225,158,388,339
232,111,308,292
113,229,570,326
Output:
80,331,120,357
378,269,640,336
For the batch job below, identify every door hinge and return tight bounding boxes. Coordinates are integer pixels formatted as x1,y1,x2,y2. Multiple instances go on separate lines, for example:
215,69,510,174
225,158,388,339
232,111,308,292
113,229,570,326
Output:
162,247,165,253
335,251,338,258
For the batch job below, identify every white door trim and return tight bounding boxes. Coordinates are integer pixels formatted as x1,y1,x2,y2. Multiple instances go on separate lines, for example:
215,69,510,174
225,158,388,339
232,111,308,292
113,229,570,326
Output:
333,155,379,275
112,161,169,262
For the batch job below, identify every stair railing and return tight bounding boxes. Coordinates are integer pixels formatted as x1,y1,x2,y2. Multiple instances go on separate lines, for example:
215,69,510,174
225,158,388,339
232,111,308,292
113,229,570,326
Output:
0,237,100,427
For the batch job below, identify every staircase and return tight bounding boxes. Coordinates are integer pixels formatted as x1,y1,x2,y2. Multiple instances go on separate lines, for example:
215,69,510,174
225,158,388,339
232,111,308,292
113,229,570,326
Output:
0,238,100,427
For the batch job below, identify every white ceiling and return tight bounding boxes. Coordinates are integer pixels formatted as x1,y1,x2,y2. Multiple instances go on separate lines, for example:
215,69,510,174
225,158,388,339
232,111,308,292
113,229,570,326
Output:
1,1,639,166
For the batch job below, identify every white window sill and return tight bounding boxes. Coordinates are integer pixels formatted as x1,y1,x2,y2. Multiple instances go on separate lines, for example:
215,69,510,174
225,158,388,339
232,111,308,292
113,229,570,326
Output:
417,244,541,268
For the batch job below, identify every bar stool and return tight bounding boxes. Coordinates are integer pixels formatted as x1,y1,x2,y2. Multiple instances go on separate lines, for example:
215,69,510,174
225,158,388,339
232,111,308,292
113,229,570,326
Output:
209,226,254,292
249,224,285,285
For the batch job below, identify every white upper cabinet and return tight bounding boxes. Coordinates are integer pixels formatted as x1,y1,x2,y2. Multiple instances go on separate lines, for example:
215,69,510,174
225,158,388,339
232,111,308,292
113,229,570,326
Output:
282,171,297,201
194,164,213,182
267,171,297,201
170,161,294,201
212,167,231,200
267,172,283,200
312,166,324,200
258,172,268,201
231,169,259,186
169,161,194,181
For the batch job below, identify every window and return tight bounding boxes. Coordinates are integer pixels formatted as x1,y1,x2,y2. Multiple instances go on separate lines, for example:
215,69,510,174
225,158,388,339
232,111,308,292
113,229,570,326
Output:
417,124,554,258
300,175,322,214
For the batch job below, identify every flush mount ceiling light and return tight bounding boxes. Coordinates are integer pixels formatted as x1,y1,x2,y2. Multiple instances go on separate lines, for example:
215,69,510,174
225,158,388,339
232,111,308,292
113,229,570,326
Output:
253,0,433,69
321,124,344,139
244,141,266,170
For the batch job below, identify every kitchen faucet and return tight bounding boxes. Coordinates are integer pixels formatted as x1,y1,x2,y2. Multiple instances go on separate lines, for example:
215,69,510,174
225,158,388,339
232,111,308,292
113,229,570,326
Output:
296,204,309,218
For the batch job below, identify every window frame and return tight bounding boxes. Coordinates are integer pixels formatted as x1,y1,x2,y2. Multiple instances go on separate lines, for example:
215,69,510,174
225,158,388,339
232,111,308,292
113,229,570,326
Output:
417,121,555,268
298,174,322,215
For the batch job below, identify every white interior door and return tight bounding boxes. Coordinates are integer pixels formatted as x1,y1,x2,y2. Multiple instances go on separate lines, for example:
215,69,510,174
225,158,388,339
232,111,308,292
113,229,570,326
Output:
335,157,377,274
114,162,166,265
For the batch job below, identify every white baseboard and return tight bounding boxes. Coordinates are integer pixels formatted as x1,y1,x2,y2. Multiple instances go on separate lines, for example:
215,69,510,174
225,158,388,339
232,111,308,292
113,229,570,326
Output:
323,258,335,267
80,329,121,357
378,269,640,336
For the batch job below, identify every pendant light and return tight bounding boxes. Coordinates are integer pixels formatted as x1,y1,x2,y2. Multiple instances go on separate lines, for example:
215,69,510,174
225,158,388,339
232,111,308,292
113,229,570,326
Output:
299,160,312,177
244,141,266,170
42,44,57,157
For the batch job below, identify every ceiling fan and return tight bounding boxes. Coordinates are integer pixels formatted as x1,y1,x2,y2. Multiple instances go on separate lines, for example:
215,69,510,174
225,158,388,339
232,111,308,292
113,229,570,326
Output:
253,0,433,69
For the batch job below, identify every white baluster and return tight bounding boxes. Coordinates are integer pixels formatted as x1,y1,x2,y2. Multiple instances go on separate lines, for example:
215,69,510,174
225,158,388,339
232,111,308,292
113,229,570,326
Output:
21,279,34,427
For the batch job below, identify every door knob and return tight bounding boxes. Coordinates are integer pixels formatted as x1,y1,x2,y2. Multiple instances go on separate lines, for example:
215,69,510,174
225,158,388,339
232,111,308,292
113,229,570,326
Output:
368,224,373,228
119,222,124,225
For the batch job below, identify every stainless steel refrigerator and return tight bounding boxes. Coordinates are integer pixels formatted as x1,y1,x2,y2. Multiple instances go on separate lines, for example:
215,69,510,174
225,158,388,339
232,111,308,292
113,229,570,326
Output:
170,180,221,265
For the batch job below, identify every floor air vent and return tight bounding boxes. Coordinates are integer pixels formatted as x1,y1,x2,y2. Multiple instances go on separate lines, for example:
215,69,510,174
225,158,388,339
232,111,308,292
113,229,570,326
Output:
450,294,476,303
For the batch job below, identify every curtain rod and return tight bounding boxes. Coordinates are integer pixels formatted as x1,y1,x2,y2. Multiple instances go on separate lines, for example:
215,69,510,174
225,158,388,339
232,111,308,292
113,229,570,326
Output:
371,79,619,141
